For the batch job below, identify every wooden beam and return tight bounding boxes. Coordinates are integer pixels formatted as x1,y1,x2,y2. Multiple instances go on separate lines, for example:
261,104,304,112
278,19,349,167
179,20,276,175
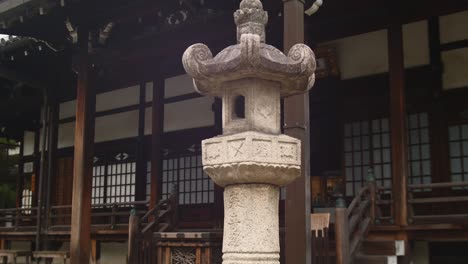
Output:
388,22,408,227
70,27,95,264
150,78,164,208
283,0,311,263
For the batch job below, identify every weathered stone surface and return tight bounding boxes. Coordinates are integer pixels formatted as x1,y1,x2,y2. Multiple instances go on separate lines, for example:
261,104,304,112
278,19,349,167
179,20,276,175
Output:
182,0,316,98
182,35,316,98
182,0,316,263
202,131,300,187
222,78,281,135
223,184,280,264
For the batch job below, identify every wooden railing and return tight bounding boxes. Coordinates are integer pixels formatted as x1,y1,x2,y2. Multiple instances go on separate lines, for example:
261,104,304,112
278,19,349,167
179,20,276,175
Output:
0,201,151,233
408,181,468,224
48,201,149,230
335,180,376,264
375,186,394,224
128,188,178,264
0,207,38,231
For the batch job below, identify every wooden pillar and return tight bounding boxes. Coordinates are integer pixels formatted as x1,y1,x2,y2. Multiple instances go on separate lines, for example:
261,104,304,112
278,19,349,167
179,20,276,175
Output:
334,203,350,264
15,133,24,209
45,97,59,241
91,239,100,264
150,79,165,208
283,0,312,263
388,23,408,227
70,27,95,264
36,91,49,250
135,83,147,202
127,212,139,264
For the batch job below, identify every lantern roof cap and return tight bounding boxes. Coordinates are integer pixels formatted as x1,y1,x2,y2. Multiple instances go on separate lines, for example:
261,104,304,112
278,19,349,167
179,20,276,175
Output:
182,0,316,98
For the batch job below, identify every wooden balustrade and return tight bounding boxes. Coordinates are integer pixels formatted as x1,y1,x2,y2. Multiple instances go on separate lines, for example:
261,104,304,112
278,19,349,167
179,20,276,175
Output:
0,207,38,230
47,200,149,230
152,232,222,264
335,180,377,264
408,181,468,224
128,187,178,263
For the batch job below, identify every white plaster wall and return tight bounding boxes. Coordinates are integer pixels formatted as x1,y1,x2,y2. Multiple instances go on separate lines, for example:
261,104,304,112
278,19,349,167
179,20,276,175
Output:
144,107,152,135
442,47,468,90
324,21,430,80
95,111,139,143
6,241,128,264
403,21,430,68
7,241,31,264
325,30,389,79
164,96,214,132
440,10,468,44
58,122,75,149
0,0,32,13
412,241,430,264
145,82,154,102
99,242,128,264
145,96,215,134
96,85,139,112
23,131,35,156
165,74,195,98
59,85,140,120
59,100,76,120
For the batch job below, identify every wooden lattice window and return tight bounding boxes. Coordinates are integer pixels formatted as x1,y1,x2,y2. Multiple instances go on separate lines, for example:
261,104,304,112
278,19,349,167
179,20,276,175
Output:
106,161,136,204
448,124,468,189
344,118,392,196
408,112,432,191
161,154,214,205
91,152,137,205
21,188,32,215
92,165,105,205
146,161,151,201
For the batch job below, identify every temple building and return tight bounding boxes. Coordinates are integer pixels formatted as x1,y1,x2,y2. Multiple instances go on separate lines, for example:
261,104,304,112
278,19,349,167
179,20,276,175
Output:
0,0,467,263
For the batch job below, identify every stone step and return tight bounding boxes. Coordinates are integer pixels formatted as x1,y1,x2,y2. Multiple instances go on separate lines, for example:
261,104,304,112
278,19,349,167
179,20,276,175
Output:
355,254,397,264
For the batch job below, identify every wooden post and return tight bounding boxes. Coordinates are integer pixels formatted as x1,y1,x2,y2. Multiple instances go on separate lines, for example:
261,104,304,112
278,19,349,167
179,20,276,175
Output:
135,83,147,202
45,98,59,249
368,181,376,224
35,91,49,250
334,199,350,264
367,169,376,224
150,79,165,209
283,0,312,263
91,239,100,264
127,210,139,264
15,133,24,210
388,22,409,227
70,27,95,264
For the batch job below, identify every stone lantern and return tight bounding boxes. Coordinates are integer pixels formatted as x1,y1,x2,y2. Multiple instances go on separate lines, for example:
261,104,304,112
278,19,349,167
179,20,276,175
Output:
182,0,316,263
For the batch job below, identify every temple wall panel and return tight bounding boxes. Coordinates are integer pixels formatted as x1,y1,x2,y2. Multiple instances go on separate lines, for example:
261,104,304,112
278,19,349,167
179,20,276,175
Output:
164,74,195,98
403,21,430,68
58,122,75,149
22,131,35,156
144,96,215,134
94,110,139,142
163,96,214,132
59,100,76,120
326,29,389,79
440,10,468,44
96,85,140,112
145,82,154,102
325,21,430,80
442,47,468,90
